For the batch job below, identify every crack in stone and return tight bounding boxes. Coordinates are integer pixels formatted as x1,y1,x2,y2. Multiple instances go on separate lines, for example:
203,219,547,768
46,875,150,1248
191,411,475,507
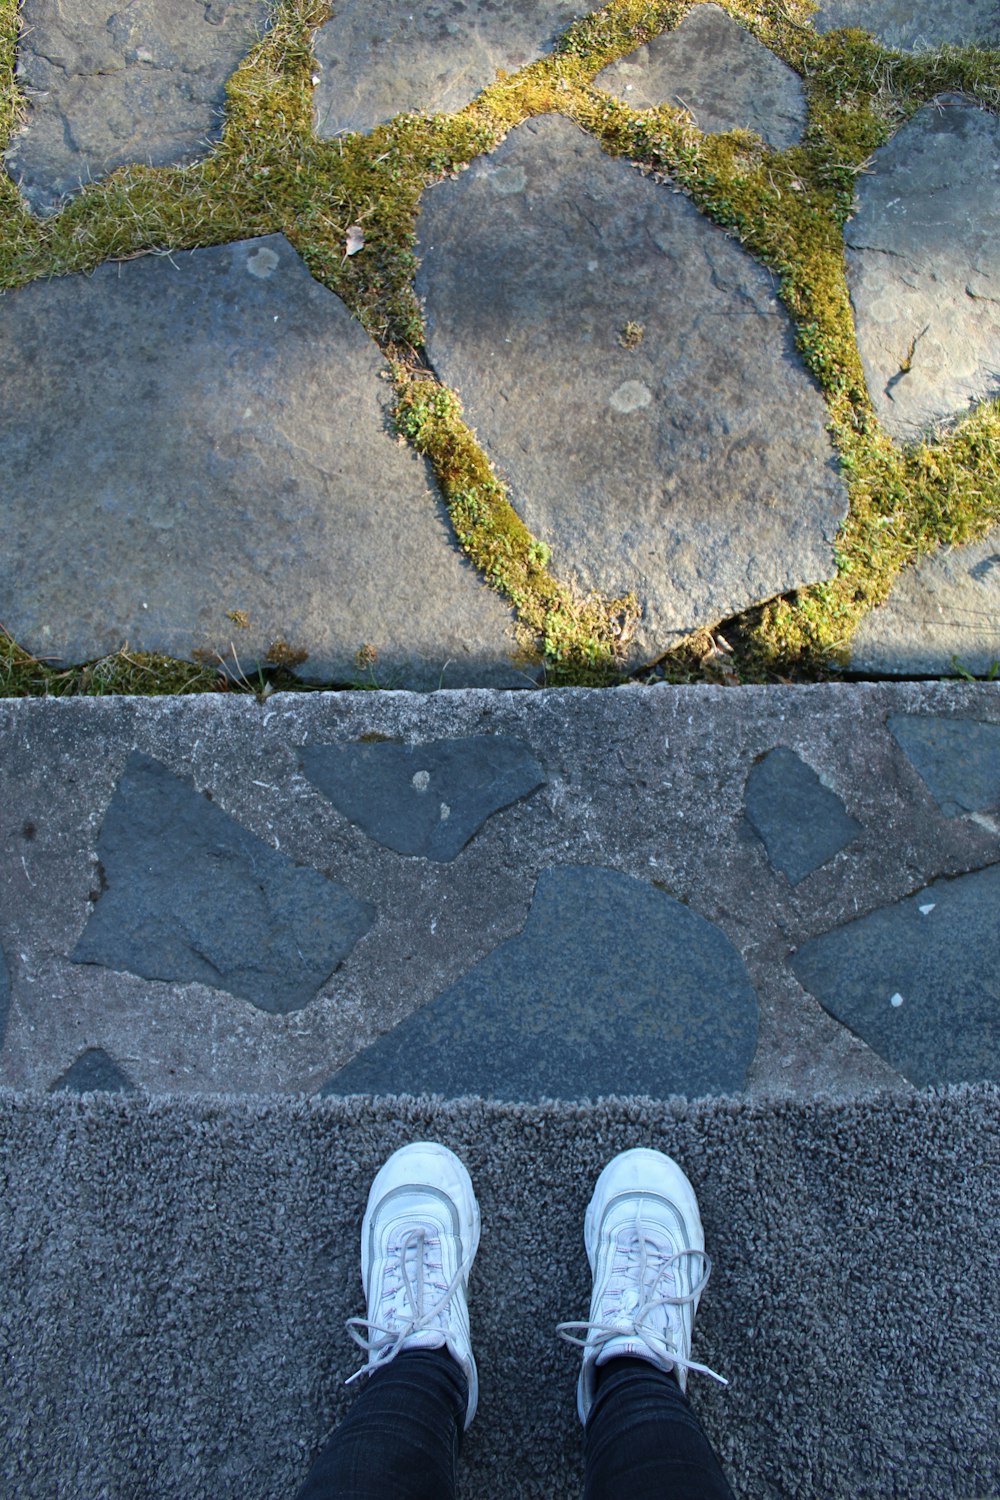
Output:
884,322,930,402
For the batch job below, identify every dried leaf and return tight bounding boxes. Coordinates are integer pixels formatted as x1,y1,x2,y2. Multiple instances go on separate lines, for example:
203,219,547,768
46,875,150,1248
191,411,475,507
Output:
345,224,365,256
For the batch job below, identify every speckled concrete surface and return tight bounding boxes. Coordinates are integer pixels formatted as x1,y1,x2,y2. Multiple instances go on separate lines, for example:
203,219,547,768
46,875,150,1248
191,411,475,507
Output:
1,683,996,1100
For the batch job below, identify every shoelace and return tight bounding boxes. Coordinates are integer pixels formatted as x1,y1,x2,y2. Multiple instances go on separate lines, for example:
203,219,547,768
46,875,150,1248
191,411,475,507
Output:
556,1230,728,1388
345,1226,470,1386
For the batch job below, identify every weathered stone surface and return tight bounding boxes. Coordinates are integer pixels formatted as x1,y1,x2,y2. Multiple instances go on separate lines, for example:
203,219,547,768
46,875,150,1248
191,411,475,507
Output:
300,735,545,860
4,0,269,215
594,4,807,150
851,531,1000,678
0,942,9,1051
0,233,521,689
889,714,1000,816
49,1048,136,1094
72,750,375,1014
791,864,1000,1086
416,115,847,659
313,0,582,138
845,98,1000,444
322,864,760,1099
744,747,861,883
812,0,1000,50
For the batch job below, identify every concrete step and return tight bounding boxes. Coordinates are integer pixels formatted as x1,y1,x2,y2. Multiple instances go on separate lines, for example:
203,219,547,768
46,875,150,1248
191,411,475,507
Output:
1,681,997,1100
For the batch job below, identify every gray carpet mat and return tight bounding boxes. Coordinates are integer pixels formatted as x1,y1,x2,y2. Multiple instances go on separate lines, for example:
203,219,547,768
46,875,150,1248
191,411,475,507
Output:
1,1086,997,1499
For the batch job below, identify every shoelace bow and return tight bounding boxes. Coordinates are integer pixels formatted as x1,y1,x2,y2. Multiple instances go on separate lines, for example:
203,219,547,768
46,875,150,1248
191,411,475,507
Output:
556,1227,728,1388
345,1225,470,1386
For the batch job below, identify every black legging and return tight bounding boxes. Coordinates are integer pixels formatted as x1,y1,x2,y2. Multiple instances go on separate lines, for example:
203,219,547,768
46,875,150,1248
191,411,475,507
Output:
295,1348,736,1499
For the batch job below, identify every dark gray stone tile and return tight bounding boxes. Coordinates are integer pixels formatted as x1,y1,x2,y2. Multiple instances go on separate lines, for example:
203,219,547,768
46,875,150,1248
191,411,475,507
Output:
812,0,1000,50
744,747,861,883
300,735,545,860
49,1048,136,1094
845,98,1000,443
791,864,1000,1085
313,0,583,138
4,0,270,214
72,751,375,1014
0,234,520,690
889,715,1000,816
851,531,1000,678
595,4,807,150
321,864,759,1099
416,114,847,661
0,942,10,1051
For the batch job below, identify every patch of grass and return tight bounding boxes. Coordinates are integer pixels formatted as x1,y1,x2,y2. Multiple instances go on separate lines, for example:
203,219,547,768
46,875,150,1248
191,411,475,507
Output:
0,629,233,697
394,374,637,682
0,0,997,692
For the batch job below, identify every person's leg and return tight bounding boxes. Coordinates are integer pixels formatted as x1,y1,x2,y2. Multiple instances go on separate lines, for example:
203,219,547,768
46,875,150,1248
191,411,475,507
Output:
558,1147,736,1500
583,1357,736,1500
294,1348,466,1500
294,1141,480,1500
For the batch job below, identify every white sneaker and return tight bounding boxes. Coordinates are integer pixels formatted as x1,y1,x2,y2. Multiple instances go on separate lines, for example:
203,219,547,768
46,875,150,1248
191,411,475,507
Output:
345,1141,481,1428
557,1147,727,1424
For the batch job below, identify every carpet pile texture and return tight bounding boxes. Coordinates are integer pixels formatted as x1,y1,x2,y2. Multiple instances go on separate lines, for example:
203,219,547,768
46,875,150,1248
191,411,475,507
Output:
1,1085,997,1499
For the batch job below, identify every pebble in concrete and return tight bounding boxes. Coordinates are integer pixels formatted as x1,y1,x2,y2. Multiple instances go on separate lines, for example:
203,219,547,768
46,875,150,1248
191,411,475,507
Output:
49,1048,136,1095
744,747,861,884
790,864,1000,1086
850,530,1000,679
812,0,1000,50
417,114,847,660
845,98,1000,444
594,4,807,151
0,234,520,690
4,0,269,215
889,715,1000,817
72,751,375,1015
0,942,9,1051
321,864,760,1100
313,0,582,138
300,736,545,860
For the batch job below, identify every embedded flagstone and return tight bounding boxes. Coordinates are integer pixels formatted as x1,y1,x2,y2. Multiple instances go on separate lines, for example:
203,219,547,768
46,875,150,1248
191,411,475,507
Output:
3,0,269,215
743,746,861,884
889,715,1000,818
312,0,582,138
594,3,807,151
73,750,376,1014
844,97,1000,444
0,233,521,689
812,0,1000,50
300,736,545,860
850,530,1000,679
321,864,760,1100
2,683,998,1097
790,864,1000,1087
416,113,847,661
49,1048,136,1094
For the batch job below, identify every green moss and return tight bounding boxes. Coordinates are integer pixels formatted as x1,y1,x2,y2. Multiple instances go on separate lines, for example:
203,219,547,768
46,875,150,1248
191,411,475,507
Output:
0,0,997,692
394,374,637,682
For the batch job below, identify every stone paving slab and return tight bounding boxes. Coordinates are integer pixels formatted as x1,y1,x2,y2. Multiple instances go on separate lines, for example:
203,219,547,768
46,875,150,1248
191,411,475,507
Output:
0,233,521,688
0,682,996,1101
4,0,269,214
812,0,1000,50
594,4,807,150
313,0,583,138
416,114,847,659
845,97,1000,444
850,528,1000,677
